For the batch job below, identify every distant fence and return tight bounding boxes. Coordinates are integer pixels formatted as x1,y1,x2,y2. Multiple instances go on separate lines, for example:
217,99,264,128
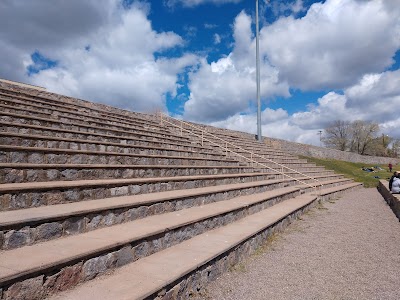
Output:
267,137,400,165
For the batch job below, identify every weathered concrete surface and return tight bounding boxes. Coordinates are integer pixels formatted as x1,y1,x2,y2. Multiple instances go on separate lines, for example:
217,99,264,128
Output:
197,188,400,300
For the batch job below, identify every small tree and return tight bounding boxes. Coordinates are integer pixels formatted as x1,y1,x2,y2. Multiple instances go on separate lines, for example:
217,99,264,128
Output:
367,135,392,156
348,120,380,155
323,120,383,155
322,120,351,151
389,139,400,158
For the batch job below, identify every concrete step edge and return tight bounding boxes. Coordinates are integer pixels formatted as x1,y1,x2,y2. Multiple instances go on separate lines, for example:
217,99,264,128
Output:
46,193,318,300
0,186,302,287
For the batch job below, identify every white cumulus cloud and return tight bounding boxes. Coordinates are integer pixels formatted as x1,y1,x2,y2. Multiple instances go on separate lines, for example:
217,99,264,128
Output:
263,0,400,90
183,11,290,122
0,0,200,113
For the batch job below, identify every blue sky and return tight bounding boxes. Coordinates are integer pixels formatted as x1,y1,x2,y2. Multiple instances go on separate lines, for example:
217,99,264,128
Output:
1,0,399,145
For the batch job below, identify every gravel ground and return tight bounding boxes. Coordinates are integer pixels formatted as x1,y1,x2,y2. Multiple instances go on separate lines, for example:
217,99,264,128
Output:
195,188,400,300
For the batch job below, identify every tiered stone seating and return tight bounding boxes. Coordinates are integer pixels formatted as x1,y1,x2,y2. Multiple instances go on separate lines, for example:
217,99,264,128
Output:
0,81,362,300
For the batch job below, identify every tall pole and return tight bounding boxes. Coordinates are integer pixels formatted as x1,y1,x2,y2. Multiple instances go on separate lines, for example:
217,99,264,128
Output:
256,0,262,142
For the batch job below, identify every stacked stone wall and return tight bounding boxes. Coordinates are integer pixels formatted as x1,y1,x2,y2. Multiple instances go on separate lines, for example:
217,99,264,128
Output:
267,137,400,165
0,81,152,122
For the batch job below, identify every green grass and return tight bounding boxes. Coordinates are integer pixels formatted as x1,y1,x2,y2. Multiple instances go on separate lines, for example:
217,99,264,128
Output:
299,156,394,188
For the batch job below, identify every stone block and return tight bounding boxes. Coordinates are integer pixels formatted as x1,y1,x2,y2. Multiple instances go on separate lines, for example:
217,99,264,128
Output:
47,141,58,148
43,192,64,205
87,144,97,151
4,227,33,249
0,194,11,210
82,188,94,199
110,186,129,197
64,190,80,202
115,211,126,224
96,155,107,164
81,169,96,180
70,154,83,164
4,276,44,300
132,241,150,260
82,253,116,281
30,193,44,207
26,170,39,182
96,187,109,199
160,182,171,192
0,231,4,249
0,151,7,163
10,194,29,209
86,154,98,163
63,217,86,235
87,215,103,231
5,169,24,183
44,263,83,293
115,246,133,267
49,154,68,164
9,152,27,163
127,208,139,221
46,169,59,181
27,153,44,164
103,213,116,226
34,222,63,241
122,169,134,179
58,141,68,149
184,181,196,189
61,169,78,180
129,185,141,195
152,237,164,253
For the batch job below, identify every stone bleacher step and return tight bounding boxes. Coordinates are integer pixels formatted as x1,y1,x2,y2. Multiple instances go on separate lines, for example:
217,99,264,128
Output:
0,172,340,211
0,171,276,193
0,175,288,230
0,186,301,290
0,97,169,134
0,101,173,137
1,160,326,177
47,193,318,300
318,182,362,199
0,131,220,157
1,172,286,211
0,121,217,154
0,87,153,126
293,178,359,193
0,111,189,145
0,145,239,164
295,175,353,188
0,170,342,210
1,163,262,185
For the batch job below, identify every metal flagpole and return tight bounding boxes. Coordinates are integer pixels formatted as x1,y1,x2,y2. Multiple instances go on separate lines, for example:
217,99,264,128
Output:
256,0,262,142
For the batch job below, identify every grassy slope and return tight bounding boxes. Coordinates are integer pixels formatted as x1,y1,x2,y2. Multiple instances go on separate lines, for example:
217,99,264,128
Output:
300,156,396,188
